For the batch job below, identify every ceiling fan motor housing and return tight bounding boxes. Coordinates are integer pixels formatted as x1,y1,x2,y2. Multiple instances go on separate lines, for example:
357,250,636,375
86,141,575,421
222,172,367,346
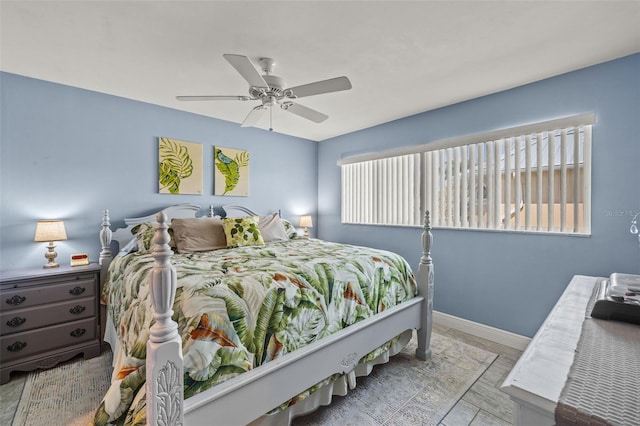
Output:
249,74,287,99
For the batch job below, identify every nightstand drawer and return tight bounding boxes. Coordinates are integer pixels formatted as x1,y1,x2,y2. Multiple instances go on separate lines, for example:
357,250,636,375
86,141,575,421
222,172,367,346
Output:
1,296,96,335
1,317,97,362
2,277,96,311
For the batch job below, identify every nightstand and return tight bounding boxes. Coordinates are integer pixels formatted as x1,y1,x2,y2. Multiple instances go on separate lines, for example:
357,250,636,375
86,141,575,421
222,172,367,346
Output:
0,263,102,384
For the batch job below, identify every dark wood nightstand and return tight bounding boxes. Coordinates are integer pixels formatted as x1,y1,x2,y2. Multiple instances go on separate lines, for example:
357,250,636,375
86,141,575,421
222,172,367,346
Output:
0,263,102,384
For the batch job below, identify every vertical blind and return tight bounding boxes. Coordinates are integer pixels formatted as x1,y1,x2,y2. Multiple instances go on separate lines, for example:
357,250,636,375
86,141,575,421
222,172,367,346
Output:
342,154,422,226
339,114,593,235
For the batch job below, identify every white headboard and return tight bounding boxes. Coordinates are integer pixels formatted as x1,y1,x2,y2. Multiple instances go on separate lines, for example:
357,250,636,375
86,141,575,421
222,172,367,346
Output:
110,203,203,249
222,204,281,218
105,204,278,254
222,205,261,218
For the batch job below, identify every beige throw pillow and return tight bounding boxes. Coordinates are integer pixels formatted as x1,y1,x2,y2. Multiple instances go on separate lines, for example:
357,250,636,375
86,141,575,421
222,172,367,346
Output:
171,217,227,253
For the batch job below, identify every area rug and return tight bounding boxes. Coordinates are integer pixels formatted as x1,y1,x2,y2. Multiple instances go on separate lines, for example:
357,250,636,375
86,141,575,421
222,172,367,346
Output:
8,332,495,426
10,351,113,426
293,332,498,425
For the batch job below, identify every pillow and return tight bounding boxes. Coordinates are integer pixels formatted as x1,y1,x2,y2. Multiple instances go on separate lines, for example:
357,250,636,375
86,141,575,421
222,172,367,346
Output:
258,213,290,242
281,219,299,239
222,216,265,247
132,222,156,254
131,222,177,254
118,237,138,256
171,217,227,253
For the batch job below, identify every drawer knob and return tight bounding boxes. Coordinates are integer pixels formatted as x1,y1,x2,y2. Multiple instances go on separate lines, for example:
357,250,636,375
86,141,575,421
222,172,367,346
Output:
69,305,86,315
6,316,26,327
7,341,27,352
69,286,86,296
70,328,86,338
6,295,26,306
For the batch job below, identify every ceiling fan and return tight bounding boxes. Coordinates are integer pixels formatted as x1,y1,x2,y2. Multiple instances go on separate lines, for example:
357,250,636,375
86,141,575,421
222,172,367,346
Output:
177,54,352,130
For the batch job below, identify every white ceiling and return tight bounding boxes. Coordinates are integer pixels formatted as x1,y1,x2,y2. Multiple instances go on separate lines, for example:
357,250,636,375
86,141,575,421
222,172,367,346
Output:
2,1,639,142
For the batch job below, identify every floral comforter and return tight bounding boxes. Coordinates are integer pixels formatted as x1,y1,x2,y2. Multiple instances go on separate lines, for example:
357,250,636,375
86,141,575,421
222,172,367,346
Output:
93,237,416,425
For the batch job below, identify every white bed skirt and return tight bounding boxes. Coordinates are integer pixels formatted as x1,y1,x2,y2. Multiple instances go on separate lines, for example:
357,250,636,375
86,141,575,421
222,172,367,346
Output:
250,329,412,425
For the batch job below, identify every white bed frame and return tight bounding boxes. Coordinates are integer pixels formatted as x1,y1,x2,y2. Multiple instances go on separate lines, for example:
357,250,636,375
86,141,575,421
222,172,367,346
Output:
98,204,434,426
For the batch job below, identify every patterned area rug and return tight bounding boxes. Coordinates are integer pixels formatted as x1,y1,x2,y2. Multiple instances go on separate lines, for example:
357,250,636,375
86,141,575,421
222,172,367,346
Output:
293,333,498,425
10,351,113,426
7,332,495,426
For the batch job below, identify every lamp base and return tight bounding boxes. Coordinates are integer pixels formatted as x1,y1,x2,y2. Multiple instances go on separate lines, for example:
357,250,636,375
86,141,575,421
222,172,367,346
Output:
43,243,60,268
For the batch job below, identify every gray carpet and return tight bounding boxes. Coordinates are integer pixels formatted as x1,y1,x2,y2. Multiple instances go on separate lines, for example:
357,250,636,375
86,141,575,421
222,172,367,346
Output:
0,332,496,425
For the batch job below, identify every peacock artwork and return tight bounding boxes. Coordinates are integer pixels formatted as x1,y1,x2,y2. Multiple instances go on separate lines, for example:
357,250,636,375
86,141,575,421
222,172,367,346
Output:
158,137,203,195
214,146,250,196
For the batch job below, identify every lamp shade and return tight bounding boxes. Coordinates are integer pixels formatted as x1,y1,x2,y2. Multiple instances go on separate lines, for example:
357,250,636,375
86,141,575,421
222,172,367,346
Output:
299,215,313,228
34,220,67,242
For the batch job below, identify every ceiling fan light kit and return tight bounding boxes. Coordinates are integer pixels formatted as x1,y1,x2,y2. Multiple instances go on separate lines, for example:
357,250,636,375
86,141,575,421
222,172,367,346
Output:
177,54,352,130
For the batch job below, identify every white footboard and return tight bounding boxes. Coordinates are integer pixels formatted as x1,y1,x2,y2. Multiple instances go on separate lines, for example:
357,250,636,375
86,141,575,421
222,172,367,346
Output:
99,207,434,426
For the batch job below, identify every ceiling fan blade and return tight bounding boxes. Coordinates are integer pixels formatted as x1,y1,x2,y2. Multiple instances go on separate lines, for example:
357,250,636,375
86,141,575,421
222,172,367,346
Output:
286,76,352,99
241,105,267,127
281,102,328,123
223,54,268,89
176,95,252,101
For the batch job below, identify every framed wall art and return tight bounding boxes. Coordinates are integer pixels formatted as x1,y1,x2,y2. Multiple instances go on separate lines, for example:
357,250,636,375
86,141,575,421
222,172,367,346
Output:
214,146,249,196
158,137,203,195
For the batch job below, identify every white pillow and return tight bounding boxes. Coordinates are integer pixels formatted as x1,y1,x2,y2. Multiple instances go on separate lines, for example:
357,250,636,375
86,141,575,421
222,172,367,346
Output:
119,238,138,255
259,213,290,242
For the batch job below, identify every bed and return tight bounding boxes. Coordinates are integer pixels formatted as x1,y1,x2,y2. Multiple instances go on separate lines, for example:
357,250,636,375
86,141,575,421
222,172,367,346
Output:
95,204,434,425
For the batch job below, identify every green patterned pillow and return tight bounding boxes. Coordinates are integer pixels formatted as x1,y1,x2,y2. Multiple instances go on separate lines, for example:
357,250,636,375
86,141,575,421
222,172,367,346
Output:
131,222,176,254
131,222,156,254
222,216,265,247
281,219,299,239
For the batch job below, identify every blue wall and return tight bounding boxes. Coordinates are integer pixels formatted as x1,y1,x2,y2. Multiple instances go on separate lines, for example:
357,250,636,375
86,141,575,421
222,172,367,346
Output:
318,54,640,337
0,73,318,271
2,55,638,337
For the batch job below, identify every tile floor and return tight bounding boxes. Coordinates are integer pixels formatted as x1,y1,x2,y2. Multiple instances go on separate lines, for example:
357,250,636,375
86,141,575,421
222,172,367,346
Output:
0,368,27,425
435,323,524,426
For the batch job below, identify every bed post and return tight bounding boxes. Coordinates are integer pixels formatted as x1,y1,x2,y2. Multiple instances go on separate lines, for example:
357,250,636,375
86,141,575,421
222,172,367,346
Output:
415,210,433,361
99,209,112,277
147,212,184,426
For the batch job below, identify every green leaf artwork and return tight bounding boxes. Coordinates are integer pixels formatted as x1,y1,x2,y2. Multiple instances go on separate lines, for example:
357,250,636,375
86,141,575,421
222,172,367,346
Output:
215,147,249,196
158,137,203,195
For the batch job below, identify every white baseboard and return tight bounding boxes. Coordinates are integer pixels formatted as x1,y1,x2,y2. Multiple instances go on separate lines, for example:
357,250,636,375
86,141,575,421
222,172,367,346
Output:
433,310,531,351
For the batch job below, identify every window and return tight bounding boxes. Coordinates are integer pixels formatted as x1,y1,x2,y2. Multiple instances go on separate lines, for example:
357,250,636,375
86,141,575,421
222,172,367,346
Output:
339,114,593,235
341,154,422,226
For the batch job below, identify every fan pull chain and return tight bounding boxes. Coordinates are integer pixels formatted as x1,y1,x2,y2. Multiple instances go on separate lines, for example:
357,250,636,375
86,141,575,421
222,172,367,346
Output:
269,106,273,131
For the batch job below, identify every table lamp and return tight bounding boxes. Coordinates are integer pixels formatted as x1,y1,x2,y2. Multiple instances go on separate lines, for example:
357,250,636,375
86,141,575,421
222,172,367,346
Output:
299,215,313,237
34,220,67,268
